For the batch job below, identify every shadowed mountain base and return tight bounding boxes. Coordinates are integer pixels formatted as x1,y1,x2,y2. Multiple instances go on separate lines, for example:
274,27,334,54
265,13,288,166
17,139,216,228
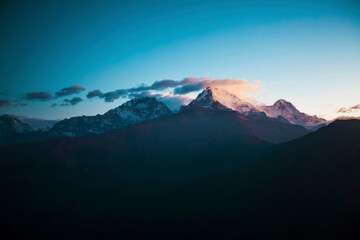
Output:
0,119,358,239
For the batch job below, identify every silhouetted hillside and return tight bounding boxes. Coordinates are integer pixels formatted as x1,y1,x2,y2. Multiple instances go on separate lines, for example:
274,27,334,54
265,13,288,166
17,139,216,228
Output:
0,120,358,239
121,119,360,239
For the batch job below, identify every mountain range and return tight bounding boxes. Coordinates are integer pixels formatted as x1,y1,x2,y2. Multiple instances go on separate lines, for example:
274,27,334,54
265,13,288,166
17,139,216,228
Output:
0,111,359,239
50,97,172,137
0,87,327,146
1,86,357,239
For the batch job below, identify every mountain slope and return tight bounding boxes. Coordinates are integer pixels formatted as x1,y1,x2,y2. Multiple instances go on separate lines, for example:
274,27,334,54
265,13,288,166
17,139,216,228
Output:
122,119,359,239
15,116,59,130
0,118,356,239
0,115,51,146
50,97,172,137
0,114,34,136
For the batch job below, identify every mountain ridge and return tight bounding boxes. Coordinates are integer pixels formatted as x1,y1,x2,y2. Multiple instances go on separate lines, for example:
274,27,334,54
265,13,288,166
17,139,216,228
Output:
181,87,327,130
261,98,327,130
117,119,360,239
0,114,34,136
0,87,331,146
49,97,172,137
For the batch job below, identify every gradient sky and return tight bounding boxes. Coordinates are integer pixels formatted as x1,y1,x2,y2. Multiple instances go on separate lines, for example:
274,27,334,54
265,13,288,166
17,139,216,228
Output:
0,0,359,120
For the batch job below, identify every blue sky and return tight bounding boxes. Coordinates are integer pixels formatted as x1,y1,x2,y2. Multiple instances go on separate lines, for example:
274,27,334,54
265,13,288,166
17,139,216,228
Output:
0,0,359,120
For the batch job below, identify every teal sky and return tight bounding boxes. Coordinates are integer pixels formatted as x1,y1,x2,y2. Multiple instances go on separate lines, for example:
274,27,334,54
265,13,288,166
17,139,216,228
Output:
0,0,359,120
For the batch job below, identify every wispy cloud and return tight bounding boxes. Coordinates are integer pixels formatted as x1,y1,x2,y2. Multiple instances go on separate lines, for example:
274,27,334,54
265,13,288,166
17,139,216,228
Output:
101,90,128,102
86,77,199,103
25,92,53,101
87,90,103,99
0,99,11,107
338,104,360,113
55,85,85,97
351,104,360,110
21,85,84,104
61,97,83,106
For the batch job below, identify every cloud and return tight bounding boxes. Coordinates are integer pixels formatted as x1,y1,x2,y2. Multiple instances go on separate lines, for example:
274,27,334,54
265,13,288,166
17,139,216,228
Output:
87,90,103,99
0,99,11,107
87,77,203,103
126,90,191,111
338,104,360,113
61,97,83,106
127,77,199,93
87,89,128,102
158,94,192,111
338,107,350,113
25,91,53,101
55,85,85,97
173,78,262,95
0,99,28,107
128,90,193,111
147,77,198,90
87,77,263,106
351,104,360,110
128,91,159,99
335,115,360,120
101,89,128,102
174,83,203,94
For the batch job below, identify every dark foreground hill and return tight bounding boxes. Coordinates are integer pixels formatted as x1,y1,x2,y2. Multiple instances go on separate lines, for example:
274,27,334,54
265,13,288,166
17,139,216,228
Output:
0,111,307,197
123,119,359,240
0,118,358,239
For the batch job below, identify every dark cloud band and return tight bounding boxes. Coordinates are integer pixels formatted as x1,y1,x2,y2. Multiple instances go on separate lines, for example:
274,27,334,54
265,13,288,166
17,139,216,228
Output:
55,85,85,97
61,97,83,106
25,92,53,101
86,77,201,102
87,90,103,99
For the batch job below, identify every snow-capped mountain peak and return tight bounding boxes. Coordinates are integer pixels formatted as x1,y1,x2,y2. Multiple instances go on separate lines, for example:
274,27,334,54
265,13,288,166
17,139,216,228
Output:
183,87,259,114
262,99,327,130
184,87,327,130
269,99,298,115
108,97,172,122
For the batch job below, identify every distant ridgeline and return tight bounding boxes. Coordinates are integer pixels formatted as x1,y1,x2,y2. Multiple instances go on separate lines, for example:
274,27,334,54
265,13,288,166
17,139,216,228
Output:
0,87,328,147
